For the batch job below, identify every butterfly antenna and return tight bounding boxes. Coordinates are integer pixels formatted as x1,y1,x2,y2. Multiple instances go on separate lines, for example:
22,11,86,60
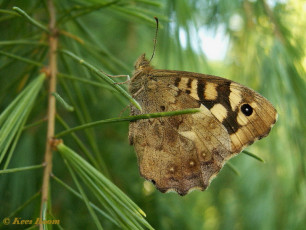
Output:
149,17,159,63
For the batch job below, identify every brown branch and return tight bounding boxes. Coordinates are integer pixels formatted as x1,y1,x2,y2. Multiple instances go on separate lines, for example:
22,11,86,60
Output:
40,0,58,228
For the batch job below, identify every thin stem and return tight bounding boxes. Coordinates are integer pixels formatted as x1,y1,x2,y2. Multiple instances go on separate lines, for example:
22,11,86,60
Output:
12,7,49,33
55,108,200,137
40,0,58,229
0,39,48,46
0,164,44,174
61,49,142,111
0,50,43,66
23,117,47,130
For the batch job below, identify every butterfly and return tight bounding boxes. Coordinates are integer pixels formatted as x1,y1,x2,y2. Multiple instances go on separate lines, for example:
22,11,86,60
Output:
127,19,277,196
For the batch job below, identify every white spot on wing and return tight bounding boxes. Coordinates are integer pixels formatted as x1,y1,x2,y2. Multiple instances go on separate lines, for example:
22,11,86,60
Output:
179,131,197,141
190,79,199,100
229,83,242,111
210,103,228,123
204,82,218,100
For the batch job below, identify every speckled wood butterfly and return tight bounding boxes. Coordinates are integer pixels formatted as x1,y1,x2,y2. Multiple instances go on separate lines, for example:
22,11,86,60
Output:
128,18,277,195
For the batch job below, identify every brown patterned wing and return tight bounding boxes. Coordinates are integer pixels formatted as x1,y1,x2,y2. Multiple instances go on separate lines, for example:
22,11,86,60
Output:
129,61,277,195
129,72,231,195
163,71,278,154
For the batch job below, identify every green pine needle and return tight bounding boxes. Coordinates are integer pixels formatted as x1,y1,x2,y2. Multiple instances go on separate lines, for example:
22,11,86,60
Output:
55,108,200,137
12,7,49,33
57,143,153,230
0,74,45,166
242,150,265,163
52,92,74,111
61,49,142,111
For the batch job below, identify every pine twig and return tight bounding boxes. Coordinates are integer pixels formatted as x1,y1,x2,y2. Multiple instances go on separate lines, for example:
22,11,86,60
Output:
40,0,58,229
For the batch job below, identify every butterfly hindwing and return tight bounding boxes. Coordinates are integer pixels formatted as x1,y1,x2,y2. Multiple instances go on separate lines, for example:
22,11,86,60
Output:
129,76,232,195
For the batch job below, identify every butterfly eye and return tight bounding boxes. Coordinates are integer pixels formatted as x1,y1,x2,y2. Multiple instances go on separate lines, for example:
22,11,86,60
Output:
241,104,253,116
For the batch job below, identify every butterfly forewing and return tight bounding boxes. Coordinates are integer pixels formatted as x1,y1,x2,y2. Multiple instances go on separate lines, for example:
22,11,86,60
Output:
157,72,278,153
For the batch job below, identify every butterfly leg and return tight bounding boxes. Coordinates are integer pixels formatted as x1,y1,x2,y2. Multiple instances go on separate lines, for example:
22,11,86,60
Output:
100,70,130,84
133,86,145,98
113,78,131,85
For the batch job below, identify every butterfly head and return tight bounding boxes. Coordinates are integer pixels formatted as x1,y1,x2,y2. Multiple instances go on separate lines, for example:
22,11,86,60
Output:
134,53,151,71
130,54,153,94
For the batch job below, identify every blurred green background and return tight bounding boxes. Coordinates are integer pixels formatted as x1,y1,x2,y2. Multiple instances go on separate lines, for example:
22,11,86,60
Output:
0,0,305,229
